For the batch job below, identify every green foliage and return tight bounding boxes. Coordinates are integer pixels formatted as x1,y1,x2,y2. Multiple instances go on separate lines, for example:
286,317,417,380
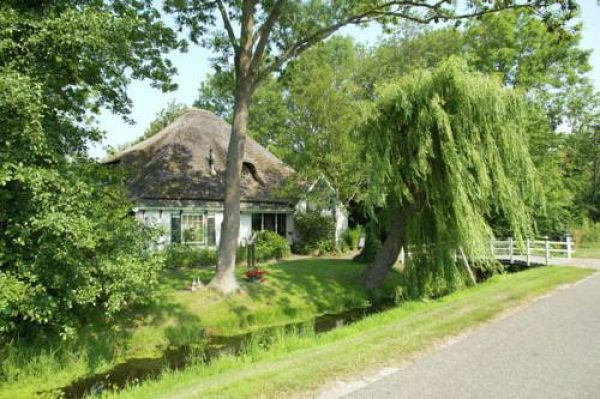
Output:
164,245,218,269
0,164,164,335
293,212,336,255
354,222,382,263
164,233,290,269
0,1,181,335
254,231,291,262
572,221,600,247
342,227,361,251
403,249,469,299
365,58,538,297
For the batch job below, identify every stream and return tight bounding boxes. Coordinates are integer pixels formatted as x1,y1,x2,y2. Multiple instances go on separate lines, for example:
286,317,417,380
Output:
57,303,391,398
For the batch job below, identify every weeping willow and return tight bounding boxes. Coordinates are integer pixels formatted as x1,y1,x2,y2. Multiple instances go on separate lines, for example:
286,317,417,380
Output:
362,58,539,296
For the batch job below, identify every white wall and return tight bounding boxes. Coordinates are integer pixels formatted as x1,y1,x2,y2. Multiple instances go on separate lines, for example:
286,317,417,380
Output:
286,213,294,243
335,204,349,245
239,213,253,244
214,212,223,247
137,209,294,248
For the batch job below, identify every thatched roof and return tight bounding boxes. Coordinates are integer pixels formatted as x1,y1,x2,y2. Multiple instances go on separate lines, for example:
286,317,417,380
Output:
103,108,293,204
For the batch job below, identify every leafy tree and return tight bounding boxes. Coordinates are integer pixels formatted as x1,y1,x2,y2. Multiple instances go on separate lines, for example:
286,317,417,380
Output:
166,0,571,294
463,10,599,229
0,1,181,335
561,84,600,221
361,59,538,292
196,70,236,122
360,25,464,91
364,10,596,236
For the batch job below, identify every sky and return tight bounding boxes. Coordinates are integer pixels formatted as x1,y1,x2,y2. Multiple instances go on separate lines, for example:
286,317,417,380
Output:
89,0,600,159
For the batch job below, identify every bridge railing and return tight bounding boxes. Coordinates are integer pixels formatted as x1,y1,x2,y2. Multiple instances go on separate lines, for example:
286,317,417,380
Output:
491,236,574,265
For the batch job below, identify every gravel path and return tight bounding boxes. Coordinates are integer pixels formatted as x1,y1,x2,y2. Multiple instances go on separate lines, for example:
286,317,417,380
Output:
341,265,600,399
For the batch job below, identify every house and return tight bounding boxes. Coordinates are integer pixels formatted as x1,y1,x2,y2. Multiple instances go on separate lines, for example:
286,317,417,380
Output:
103,108,347,247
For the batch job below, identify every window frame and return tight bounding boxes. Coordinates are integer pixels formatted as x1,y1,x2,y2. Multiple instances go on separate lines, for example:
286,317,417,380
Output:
181,212,206,245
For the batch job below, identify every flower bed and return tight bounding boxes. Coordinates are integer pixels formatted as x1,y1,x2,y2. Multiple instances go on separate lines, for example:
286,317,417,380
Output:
244,268,268,283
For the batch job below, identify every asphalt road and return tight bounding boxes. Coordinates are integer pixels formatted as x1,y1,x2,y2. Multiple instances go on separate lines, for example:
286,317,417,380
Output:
345,267,600,399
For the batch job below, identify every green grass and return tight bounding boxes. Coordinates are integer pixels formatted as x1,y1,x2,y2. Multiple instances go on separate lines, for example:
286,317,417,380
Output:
99,266,594,399
0,259,402,398
574,243,600,259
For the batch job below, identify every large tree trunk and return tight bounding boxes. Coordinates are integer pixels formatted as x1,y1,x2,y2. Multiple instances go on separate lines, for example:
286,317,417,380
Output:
363,207,406,290
208,84,251,294
208,8,256,293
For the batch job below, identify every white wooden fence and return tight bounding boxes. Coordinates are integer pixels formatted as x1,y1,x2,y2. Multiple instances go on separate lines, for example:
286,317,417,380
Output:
491,236,574,266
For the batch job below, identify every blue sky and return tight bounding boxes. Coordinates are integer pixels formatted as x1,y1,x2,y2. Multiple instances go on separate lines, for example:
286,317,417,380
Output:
89,0,600,158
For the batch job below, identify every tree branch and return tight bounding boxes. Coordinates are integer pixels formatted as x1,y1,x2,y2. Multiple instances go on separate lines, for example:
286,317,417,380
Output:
216,0,239,56
259,0,540,80
250,0,285,77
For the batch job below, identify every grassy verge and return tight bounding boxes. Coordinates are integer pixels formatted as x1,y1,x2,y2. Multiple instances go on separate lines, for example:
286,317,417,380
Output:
574,243,600,259
99,266,594,399
0,259,402,398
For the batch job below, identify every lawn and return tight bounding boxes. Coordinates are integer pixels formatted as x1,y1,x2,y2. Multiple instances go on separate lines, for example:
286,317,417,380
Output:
101,266,594,399
0,258,402,398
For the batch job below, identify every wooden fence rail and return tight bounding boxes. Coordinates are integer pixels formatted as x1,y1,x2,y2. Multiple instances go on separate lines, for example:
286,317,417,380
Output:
397,236,573,267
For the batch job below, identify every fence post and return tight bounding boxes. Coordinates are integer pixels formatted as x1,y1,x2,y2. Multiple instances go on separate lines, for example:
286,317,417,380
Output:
490,239,495,258
400,246,405,264
544,236,550,265
566,235,572,259
526,238,531,266
509,236,514,264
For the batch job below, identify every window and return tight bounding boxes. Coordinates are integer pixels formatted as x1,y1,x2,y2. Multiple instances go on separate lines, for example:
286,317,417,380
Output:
171,214,181,244
276,214,287,236
263,213,276,232
252,213,262,231
206,216,216,246
250,213,288,238
181,214,205,244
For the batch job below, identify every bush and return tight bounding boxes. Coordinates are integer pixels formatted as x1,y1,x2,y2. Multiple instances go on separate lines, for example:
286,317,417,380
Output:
572,220,600,247
0,164,164,336
164,245,217,268
342,227,361,251
165,233,290,270
293,211,336,255
254,231,291,261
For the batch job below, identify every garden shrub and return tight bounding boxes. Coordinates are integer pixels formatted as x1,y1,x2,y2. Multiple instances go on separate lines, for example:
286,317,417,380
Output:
165,233,290,270
254,231,291,261
164,245,218,268
293,211,336,255
0,164,164,336
342,227,361,251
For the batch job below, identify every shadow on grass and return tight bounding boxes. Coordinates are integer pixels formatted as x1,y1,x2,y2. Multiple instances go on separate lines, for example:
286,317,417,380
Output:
215,258,403,331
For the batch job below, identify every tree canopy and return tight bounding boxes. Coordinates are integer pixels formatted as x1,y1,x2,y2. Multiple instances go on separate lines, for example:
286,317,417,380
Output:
0,0,181,335
362,59,538,294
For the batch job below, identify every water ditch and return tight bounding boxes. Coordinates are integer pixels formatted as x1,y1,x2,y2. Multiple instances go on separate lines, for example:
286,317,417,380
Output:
55,259,541,398
56,303,392,399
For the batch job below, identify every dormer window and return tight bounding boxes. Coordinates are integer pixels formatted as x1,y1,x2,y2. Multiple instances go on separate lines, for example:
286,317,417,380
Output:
208,148,217,176
242,161,264,185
